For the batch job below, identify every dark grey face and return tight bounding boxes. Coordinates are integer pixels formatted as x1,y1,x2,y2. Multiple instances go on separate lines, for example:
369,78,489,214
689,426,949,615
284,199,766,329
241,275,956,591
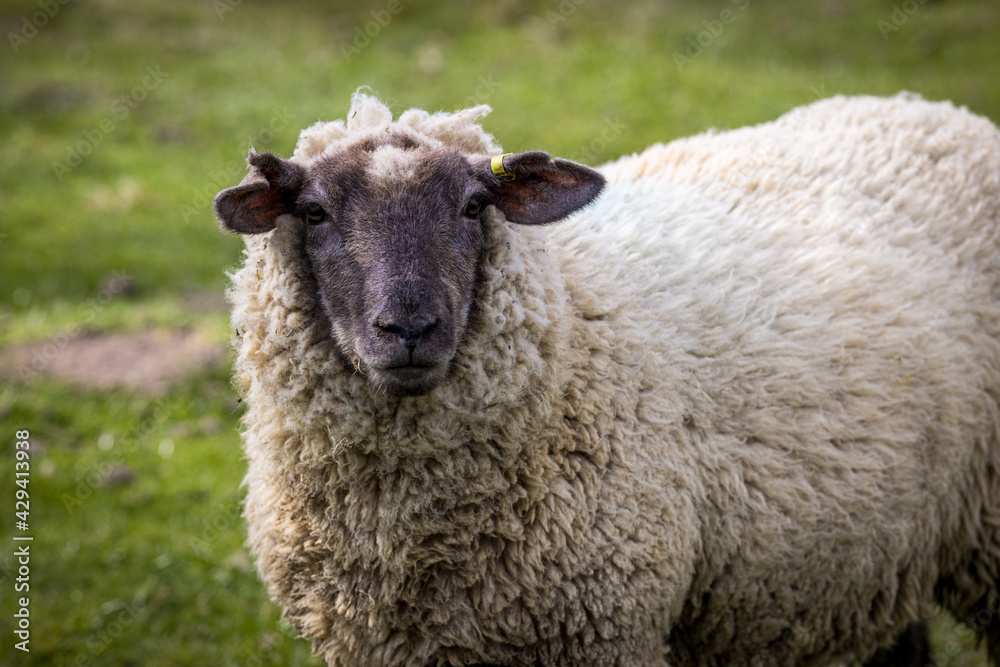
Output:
298,139,486,395
214,130,605,397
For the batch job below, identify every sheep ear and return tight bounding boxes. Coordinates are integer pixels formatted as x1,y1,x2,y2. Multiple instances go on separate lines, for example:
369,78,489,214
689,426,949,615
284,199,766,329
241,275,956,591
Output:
480,151,605,225
214,152,305,234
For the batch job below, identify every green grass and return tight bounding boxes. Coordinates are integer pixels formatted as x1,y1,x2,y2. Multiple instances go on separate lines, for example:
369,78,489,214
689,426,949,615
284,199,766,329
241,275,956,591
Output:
1,370,321,666
1,0,998,664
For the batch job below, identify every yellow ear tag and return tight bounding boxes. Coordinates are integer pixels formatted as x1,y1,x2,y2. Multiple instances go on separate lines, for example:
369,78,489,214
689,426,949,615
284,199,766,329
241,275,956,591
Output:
491,153,516,181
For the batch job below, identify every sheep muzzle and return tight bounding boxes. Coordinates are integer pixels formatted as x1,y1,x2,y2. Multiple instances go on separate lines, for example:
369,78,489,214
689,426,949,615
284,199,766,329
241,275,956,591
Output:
357,284,456,396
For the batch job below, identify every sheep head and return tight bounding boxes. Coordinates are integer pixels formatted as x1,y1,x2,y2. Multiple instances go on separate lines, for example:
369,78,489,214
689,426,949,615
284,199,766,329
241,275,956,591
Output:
214,132,605,396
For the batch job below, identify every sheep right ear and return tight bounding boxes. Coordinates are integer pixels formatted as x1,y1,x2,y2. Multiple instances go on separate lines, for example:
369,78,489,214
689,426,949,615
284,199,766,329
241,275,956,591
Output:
214,152,305,235
478,151,605,225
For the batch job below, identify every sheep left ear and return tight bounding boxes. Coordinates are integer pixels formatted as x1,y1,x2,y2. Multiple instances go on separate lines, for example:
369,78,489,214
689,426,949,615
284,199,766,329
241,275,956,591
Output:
214,152,305,235
479,151,605,225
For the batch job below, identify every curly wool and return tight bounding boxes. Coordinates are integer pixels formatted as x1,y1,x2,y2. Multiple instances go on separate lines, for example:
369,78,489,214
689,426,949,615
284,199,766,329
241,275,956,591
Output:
291,90,502,164
229,92,1000,665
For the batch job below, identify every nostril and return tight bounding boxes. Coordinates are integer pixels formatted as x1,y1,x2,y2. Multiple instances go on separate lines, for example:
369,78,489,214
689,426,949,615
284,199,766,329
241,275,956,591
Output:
376,318,436,349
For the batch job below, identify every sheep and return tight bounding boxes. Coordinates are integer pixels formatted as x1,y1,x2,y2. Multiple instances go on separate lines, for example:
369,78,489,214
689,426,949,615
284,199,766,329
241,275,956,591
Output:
214,90,1000,666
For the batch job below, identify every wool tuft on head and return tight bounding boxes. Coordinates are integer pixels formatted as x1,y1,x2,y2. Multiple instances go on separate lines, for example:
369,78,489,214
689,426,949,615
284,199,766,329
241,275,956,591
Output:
292,89,502,164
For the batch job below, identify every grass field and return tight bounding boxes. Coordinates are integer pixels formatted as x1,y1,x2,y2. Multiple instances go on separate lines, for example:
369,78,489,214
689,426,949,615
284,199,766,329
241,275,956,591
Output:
1,0,998,664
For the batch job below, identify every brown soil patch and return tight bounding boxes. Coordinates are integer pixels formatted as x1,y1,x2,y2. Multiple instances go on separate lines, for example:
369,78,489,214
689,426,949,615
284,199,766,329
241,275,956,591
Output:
0,328,227,395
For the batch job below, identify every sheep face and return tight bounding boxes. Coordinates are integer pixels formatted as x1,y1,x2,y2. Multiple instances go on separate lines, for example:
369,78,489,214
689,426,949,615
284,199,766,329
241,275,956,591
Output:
215,132,605,396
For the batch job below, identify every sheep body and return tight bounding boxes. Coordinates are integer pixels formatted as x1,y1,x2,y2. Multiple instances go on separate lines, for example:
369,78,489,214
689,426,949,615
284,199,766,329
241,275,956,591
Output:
226,93,1000,665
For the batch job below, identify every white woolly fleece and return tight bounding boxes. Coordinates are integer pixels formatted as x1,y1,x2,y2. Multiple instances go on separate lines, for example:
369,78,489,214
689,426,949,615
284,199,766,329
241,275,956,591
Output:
228,91,1000,666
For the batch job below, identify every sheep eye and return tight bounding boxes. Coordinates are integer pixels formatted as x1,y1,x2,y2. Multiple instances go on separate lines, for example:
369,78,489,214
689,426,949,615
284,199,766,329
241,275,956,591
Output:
304,203,326,224
463,196,485,219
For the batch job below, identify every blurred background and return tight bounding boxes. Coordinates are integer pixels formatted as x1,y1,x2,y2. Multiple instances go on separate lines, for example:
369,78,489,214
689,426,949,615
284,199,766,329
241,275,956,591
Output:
1,0,998,665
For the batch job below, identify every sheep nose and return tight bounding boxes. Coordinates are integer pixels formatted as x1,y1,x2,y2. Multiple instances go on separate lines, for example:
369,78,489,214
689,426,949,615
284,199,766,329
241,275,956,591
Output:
375,318,435,350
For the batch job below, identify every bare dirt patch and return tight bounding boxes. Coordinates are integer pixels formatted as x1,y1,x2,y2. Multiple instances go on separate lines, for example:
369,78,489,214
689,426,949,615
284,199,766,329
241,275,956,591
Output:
0,328,227,395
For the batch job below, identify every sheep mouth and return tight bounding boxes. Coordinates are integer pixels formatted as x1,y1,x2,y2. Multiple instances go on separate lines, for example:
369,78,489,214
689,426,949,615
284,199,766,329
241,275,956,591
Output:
367,361,449,397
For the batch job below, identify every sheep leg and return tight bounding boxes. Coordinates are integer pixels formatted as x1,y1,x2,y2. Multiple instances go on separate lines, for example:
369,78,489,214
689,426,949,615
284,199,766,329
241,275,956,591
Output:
861,621,934,667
